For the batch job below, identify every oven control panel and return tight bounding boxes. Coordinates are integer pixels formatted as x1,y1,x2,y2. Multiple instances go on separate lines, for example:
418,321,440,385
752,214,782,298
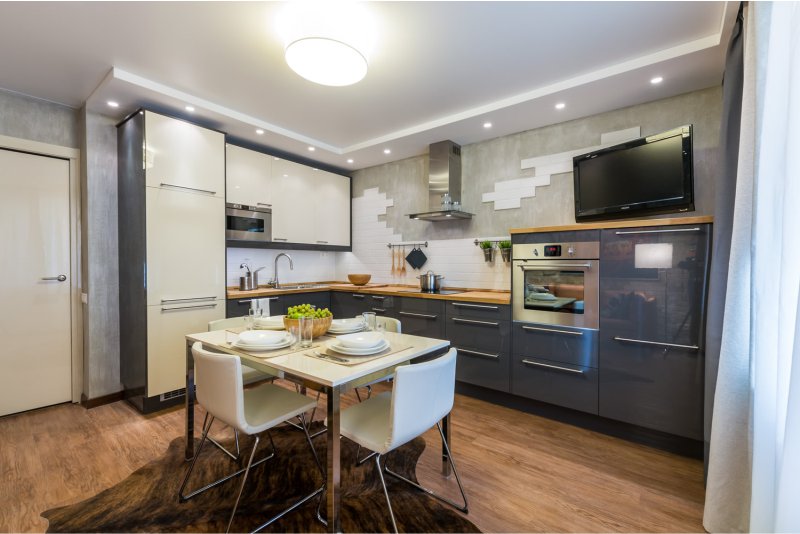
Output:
512,241,599,260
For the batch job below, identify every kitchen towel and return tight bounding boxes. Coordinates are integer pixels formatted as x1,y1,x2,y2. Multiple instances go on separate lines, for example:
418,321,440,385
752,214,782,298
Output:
406,246,427,270
251,298,271,316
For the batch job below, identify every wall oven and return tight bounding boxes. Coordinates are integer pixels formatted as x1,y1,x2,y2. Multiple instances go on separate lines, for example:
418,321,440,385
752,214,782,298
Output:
512,241,600,329
225,203,272,242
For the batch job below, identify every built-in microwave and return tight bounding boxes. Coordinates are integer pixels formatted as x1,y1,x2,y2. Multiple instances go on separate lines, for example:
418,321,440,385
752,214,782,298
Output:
225,203,272,242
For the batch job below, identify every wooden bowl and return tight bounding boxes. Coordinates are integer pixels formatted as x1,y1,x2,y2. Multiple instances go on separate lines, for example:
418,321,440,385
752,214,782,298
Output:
283,315,333,338
348,274,371,286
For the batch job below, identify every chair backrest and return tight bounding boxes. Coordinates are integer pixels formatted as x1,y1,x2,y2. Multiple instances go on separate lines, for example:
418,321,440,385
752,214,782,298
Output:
386,348,456,451
376,316,402,333
208,316,248,331
191,342,247,432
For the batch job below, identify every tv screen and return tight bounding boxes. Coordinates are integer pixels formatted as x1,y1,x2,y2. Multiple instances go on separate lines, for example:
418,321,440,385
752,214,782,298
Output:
573,125,694,221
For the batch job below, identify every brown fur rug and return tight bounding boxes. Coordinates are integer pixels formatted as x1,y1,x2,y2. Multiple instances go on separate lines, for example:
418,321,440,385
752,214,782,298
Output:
41,423,478,533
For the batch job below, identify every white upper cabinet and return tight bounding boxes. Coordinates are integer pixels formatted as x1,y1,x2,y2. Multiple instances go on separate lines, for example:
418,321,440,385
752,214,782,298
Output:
313,170,351,246
271,158,316,244
144,111,225,198
225,144,273,207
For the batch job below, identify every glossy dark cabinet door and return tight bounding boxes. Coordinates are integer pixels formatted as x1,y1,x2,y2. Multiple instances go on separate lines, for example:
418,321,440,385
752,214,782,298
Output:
598,224,711,439
396,297,445,339
227,291,330,318
330,292,394,318
446,304,511,392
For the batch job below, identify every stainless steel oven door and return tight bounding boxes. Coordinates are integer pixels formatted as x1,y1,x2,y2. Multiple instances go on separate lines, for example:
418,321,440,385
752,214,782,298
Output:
225,204,272,242
512,259,599,329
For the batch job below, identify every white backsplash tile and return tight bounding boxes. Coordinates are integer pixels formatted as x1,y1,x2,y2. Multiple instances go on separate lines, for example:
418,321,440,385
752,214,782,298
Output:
227,248,336,287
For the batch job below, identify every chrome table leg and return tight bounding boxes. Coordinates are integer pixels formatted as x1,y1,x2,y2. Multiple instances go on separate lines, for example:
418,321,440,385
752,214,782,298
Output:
326,385,342,533
441,412,451,477
185,339,196,461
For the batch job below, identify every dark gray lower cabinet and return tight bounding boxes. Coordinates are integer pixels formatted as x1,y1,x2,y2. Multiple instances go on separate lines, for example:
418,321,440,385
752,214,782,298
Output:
598,224,710,440
396,297,445,339
511,322,599,414
226,291,330,318
447,312,511,392
330,291,395,318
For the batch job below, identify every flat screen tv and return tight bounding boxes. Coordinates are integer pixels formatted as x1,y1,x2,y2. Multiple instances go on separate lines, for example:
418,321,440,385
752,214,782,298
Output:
573,125,694,221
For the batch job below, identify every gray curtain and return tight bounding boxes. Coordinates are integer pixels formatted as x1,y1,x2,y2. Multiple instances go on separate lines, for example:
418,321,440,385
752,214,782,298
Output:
704,1,744,475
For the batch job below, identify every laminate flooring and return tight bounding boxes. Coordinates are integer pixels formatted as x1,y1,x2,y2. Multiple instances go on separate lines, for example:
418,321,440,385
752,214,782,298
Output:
0,384,705,533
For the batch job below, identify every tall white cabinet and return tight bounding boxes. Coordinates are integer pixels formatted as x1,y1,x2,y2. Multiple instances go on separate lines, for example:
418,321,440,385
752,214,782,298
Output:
118,110,225,413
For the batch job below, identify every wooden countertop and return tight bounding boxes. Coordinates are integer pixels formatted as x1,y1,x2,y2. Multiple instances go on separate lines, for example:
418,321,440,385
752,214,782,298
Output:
227,283,511,305
509,215,713,234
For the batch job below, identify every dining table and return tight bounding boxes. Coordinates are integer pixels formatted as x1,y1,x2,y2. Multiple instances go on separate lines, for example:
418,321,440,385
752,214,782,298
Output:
184,327,451,533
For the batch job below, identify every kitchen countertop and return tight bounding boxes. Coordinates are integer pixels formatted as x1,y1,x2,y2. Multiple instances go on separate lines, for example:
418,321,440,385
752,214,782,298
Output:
227,283,510,305
509,215,713,234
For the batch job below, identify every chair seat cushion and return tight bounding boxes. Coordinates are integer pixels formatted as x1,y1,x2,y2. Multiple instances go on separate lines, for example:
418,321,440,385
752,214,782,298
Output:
240,384,317,435
337,391,395,455
242,364,274,385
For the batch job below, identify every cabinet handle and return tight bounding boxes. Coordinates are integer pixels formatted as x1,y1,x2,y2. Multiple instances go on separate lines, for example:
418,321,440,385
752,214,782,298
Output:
371,307,386,313
372,296,386,301
452,302,499,310
522,359,584,375
236,299,252,305
159,182,216,195
161,303,218,312
161,296,216,303
452,317,499,327
518,263,592,270
352,294,366,299
257,202,272,207
614,227,701,235
399,311,438,320
273,237,288,241
613,336,699,351
316,240,329,244
456,348,500,360
41,275,67,282
521,325,583,336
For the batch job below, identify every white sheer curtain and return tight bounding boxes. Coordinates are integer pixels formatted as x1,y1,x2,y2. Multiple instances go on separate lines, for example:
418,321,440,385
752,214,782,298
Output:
704,2,800,532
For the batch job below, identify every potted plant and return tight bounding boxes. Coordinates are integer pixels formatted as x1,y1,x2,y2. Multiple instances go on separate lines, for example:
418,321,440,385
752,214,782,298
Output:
480,240,495,262
498,240,512,263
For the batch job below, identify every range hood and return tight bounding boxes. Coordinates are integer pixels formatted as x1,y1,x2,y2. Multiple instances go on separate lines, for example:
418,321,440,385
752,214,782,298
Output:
408,140,474,221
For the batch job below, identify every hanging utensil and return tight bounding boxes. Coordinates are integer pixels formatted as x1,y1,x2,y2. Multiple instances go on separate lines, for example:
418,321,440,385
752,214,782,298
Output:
391,246,396,275
401,246,407,274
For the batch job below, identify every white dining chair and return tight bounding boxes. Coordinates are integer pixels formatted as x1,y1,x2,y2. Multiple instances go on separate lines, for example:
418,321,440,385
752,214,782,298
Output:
337,348,468,532
207,316,277,460
354,316,401,402
179,342,325,533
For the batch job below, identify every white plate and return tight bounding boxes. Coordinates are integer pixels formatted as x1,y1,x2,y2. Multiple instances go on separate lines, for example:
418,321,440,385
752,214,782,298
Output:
328,339,390,356
239,330,286,344
336,331,385,349
328,325,365,334
232,337,292,351
331,318,365,328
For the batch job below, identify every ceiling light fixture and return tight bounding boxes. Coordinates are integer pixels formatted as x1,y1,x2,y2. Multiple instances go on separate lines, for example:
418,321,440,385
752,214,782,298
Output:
555,102,566,110
651,76,664,84
185,105,195,112
278,2,374,87
256,129,264,135
107,101,119,108
483,122,492,129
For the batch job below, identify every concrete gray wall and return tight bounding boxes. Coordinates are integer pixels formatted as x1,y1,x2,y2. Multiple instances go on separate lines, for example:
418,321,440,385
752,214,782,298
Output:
353,86,722,241
80,109,120,398
0,89,79,148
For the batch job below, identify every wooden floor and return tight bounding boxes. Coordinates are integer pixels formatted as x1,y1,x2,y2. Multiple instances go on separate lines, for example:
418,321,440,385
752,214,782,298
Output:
0,385,705,533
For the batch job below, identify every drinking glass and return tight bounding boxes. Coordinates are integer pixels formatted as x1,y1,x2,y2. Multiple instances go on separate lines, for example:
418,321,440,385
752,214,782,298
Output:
362,311,377,332
248,308,262,330
299,316,313,348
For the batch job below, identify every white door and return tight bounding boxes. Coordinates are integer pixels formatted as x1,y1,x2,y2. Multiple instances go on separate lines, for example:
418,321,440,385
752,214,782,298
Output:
271,159,315,244
313,170,351,246
226,144,273,207
0,149,72,416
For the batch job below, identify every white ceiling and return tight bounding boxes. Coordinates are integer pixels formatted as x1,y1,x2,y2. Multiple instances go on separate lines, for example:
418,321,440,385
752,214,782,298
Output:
0,1,736,171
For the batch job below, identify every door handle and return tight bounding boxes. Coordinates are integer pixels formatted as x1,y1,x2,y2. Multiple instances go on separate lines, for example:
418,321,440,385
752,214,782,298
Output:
399,311,438,319
522,359,585,375
161,303,218,312
456,348,500,360
452,317,499,327
41,275,67,282
614,227,701,235
452,302,499,310
521,325,583,336
613,336,700,351
159,182,216,195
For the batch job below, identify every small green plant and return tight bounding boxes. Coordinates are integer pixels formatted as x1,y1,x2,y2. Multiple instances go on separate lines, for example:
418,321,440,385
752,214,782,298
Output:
498,240,512,249
479,240,493,249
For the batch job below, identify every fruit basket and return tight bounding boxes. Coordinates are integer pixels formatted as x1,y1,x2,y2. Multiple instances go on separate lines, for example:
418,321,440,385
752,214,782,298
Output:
283,316,332,338
283,304,333,337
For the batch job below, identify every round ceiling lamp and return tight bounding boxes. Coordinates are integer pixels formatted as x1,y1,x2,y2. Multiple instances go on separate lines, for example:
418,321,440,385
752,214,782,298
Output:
278,1,374,87
285,37,368,86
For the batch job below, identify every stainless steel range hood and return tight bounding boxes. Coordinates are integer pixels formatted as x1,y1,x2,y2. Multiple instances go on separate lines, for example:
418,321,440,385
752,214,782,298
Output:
408,140,473,221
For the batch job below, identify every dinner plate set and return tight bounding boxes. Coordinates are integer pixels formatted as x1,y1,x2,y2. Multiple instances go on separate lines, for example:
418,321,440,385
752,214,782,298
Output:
327,317,366,334
233,330,292,351
327,332,388,356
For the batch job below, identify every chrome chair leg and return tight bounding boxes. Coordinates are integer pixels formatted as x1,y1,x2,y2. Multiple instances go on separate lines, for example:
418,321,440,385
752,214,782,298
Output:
383,422,469,513
208,427,242,461
375,454,398,533
179,416,277,502
226,435,260,533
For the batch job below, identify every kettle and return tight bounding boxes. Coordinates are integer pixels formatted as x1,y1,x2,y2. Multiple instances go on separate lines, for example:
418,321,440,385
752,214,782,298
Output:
239,263,253,291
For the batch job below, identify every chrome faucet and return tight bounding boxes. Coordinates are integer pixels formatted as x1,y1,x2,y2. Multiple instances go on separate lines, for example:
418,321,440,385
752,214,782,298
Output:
272,253,294,289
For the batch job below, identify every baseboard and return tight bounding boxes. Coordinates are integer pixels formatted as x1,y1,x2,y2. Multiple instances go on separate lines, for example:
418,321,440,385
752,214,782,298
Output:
80,390,125,409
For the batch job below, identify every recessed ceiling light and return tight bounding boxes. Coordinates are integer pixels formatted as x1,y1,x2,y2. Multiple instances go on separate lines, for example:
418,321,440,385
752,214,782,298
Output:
651,76,663,84
273,157,280,161
283,174,289,177
555,102,566,110
383,148,391,155
347,159,354,164
107,101,119,108
308,146,316,152
483,122,492,129
256,129,264,135
185,105,195,112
